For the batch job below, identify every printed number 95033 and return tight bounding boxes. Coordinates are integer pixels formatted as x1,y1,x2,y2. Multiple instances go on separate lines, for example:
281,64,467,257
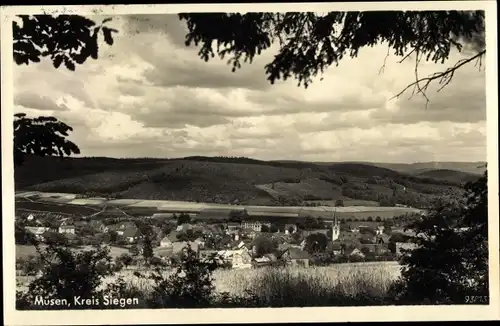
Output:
465,295,489,304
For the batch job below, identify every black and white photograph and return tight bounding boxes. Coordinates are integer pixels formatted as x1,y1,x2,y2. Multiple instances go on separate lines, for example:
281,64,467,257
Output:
2,1,499,324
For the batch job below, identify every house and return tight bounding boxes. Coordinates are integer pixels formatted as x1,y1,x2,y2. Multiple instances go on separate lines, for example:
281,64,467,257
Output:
346,221,380,233
155,240,201,260
284,223,298,234
122,227,142,243
165,230,181,242
241,220,271,232
282,247,310,267
228,237,246,250
299,239,307,250
359,233,375,244
226,222,241,233
363,243,388,255
172,241,200,256
327,241,343,255
231,248,252,269
58,224,76,234
160,236,173,248
376,225,385,235
302,229,330,238
278,242,291,252
241,228,257,239
211,247,253,269
193,237,205,249
376,233,391,245
252,256,272,268
104,222,136,235
25,226,51,240
176,223,194,232
338,230,359,242
25,226,55,240
347,248,365,258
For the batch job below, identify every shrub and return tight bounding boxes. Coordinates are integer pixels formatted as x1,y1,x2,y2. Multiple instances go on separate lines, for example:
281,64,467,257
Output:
138,245,221,308
16,242,117,310
390,171,488,305
17,255,41,276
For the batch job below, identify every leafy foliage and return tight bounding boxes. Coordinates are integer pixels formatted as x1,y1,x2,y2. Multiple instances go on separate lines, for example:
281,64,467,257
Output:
252,235,278,257
390,171,488,304
14,113,81,166
179,11,485,100
13,15,118,70
13,15,118,167
17,242,116,309
305,233,329,254
141,245,220,308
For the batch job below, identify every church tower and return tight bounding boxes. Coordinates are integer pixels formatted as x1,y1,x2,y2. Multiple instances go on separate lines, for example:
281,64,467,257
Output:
331,213,340,241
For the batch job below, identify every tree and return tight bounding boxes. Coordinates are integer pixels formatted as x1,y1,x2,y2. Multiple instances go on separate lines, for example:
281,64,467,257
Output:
304,233,329,254
375,216,382,222
260,225,270,233
383,225,392,235
116,253,134,269
142,235,154,266
177,213,191,225
129,244,139,257
44,232,68,246
252,236,277,257
367,216,373,222
334,199,344,207
13,113,81,166
229,209,246,223
141,245,220,308
14,15,118,70
270,224,279,233
104,230,118,244
12,15,118,167
179,11,485,106
390,172,488,304
16,243,115,309
15,219,37,245
287,226,295,234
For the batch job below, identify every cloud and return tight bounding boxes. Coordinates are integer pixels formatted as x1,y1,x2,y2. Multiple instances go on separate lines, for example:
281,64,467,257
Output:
14,91,65,111
11,13,488,163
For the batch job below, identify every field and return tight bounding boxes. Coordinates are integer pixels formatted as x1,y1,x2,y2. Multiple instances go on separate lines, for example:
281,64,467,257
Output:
15,191,423,222
14,156,475,208
15,199,101,216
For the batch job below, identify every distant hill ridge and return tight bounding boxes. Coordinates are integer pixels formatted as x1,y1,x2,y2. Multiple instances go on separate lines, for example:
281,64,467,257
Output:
14,155,484,208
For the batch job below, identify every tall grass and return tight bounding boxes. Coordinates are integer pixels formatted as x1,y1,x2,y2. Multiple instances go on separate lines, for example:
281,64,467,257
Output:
213,263,400,306
82,263,400,307
17,262,401,307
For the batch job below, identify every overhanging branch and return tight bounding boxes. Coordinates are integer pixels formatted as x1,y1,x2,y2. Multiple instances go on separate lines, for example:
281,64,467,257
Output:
390,49,486,104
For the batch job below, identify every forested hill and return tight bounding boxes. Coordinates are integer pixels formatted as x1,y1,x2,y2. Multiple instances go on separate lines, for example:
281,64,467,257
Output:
15,156,482,208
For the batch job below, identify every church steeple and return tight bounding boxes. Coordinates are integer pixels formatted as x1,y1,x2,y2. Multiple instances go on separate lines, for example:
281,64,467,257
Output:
331,209,340,241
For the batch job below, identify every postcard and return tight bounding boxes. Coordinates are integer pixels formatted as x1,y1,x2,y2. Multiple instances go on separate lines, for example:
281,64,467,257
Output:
1,1,499,325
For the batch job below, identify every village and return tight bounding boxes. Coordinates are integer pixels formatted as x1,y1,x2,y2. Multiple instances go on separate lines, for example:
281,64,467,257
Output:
16,205,421,271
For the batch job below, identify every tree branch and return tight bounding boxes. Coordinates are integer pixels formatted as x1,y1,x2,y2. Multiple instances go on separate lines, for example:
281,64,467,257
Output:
391,49,486,103
378,44,391,75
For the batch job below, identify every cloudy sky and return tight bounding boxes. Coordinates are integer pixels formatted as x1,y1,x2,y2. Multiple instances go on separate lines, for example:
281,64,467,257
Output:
13,14,487,163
